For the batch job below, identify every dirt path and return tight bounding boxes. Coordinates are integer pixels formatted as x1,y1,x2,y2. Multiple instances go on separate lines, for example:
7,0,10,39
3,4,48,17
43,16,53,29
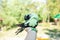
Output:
0,23,58,40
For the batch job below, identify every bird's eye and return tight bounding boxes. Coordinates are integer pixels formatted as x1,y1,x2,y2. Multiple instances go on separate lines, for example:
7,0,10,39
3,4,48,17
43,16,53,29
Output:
24,14,30,20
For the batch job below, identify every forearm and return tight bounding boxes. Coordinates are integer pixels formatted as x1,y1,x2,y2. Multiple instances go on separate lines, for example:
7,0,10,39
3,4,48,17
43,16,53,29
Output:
25,27,37,40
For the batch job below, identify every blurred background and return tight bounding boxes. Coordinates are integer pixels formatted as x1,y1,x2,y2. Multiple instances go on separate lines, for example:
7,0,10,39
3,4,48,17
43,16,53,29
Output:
0,0,60,40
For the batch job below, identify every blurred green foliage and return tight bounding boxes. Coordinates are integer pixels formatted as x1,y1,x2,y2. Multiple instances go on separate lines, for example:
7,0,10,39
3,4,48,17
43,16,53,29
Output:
45,29,60,40
0,0,60,30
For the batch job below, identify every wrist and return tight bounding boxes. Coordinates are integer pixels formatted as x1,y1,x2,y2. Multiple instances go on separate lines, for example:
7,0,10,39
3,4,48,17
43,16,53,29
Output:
25,27,37,32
